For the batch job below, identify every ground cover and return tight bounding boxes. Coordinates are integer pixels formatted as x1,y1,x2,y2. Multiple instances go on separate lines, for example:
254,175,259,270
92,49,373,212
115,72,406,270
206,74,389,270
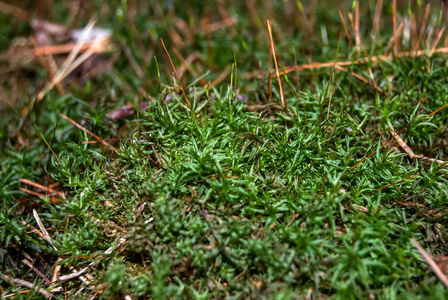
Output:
1,0,448,298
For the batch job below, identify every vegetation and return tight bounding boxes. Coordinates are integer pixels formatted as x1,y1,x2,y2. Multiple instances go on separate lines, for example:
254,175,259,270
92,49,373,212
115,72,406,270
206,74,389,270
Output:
1,0,448,298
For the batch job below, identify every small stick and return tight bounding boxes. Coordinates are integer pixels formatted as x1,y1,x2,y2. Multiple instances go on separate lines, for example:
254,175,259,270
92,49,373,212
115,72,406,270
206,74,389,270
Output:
210,64,232,88
37,19,98,100
1,249,21,274
0,1,30,20
34,41,107,56
335,65,385,94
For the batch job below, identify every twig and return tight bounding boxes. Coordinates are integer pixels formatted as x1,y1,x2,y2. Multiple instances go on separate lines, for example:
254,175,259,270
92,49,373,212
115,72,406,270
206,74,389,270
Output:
334,65,385,94
210,64,232,88
383,22,404,56
30,36,65,96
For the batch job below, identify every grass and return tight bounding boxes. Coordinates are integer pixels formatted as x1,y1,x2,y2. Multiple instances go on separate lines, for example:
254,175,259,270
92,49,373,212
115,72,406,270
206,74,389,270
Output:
1,0,448,298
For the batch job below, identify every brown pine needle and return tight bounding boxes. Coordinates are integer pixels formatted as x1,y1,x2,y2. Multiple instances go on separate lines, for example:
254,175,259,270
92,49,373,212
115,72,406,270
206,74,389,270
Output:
20,178,64,197
389,127,448,166
427,103,448,117
160,38,191,107
375,174,420,191
383,22,404,56
59,114,119,152
335,66,368,83
430,27,446,56
392,0,397,55
19,187,46,198
275,47,448,77
414,3,431,53
338,10,353,47
267,20,285,108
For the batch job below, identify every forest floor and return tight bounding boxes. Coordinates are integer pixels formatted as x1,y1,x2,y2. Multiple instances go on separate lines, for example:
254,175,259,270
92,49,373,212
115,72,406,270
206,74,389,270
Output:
1,0,448,299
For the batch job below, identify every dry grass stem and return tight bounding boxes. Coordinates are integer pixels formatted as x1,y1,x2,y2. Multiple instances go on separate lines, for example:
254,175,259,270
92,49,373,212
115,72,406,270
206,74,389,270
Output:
20,179,63,197
276,47,448,77
389,127,448,167
0,274,53,298
411,238,448,288
160,38,191,107
33,209,58,251
430,27,446,56
414,4,431,53
59,263,95,282
339,10,353,48
21,259,51,284
267,20,285,107
59,114,119,152
372,0,383,37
